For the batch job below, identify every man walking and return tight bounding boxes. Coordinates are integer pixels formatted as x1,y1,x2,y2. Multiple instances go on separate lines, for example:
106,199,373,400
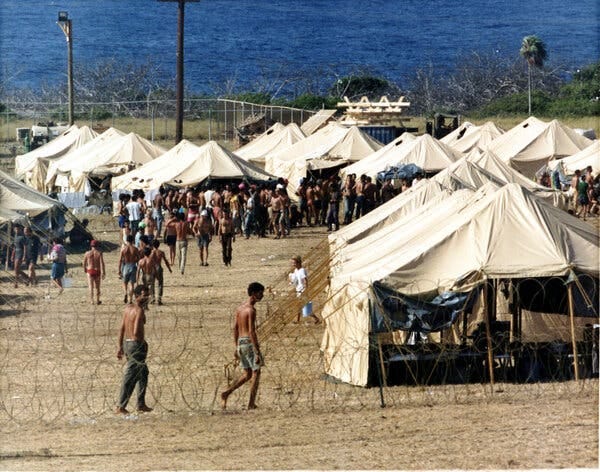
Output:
82,239,106,305
220,282,265,410
116,285,153,415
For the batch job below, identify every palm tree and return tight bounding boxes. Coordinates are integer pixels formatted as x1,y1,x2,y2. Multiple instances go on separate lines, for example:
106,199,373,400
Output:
520,35,548,115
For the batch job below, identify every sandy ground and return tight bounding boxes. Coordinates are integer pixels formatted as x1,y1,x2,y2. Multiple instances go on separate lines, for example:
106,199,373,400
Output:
0,215,598,471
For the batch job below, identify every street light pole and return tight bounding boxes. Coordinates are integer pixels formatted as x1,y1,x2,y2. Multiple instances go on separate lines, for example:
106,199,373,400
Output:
57,11,74,125
159,0,199,144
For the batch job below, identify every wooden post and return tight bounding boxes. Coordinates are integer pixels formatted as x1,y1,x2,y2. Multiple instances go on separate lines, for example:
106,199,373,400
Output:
483,281,496,387
567,282,580,381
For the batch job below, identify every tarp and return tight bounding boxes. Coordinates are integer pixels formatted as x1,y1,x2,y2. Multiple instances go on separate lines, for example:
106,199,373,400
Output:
235,122,305,167
340,132,416,180
15,125,99,191
45,127,127,190
321,183,599,385
547,140,600,176
442,121,505,154
488,117,593,178
111,140,277,191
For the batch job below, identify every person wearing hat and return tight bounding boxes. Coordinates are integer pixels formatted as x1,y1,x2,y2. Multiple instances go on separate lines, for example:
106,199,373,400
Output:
82,239,106,305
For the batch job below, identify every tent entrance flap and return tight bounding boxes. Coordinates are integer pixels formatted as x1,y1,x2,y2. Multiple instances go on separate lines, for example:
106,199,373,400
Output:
371,281,478,334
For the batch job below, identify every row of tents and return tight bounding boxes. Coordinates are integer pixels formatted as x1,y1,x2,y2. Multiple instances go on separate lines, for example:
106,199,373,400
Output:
14,115,596,205
321,177,599,386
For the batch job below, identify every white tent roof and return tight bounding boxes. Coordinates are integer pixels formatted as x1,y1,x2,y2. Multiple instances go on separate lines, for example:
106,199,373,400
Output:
235,123,305,166
469,150,569,209
45,127,127,188
111,140,276,191
547,140,600,176
15,125,99,191
442,121,505,154
266,123,382,197
329,179,448,257
54,132,166,192
340,132,416,179
488,117,593,178
384,133,462,173
321,183,599,385
0,169,64,217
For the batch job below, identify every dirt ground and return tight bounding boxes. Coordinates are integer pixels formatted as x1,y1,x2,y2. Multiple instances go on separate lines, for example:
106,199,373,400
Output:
0,215,598,471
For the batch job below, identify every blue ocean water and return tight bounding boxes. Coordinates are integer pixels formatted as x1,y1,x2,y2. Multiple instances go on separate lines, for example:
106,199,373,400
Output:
0,0,598,94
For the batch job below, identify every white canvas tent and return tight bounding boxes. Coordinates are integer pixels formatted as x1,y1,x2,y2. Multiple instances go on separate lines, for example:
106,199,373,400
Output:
111,140,277,191
340,132,416,180
15,125,99,191
266,123,382,197
46,132,166,192
235,123,305,167
547,140,600,176
329,179,449,259
469,150,568,209
442,121,505,154
488,118,593,178
45,127,127,191
321,183,599,386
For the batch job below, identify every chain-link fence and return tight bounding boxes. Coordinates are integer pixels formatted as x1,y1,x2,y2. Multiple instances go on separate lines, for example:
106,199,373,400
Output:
1,98,317,144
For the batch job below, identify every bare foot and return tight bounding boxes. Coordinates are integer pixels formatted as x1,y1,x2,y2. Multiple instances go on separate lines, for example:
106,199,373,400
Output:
247,404,258,410
115,407,129,415
137,405,153,413
220,391,229,410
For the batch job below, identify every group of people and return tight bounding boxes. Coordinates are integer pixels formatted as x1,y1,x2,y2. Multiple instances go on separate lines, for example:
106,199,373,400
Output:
116,254,321,415
570,165,599,220
9,224,71,296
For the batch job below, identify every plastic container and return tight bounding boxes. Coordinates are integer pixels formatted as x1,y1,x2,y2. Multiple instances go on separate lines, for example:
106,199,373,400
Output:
302,301,313,317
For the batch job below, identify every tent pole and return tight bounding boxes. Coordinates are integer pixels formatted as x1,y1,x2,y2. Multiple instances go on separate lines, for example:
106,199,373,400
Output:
483,281,495,388
567,282,580,381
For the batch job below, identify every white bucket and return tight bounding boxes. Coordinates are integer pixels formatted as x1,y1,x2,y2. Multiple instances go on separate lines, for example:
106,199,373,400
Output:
302,301,313,317
63,277,73,288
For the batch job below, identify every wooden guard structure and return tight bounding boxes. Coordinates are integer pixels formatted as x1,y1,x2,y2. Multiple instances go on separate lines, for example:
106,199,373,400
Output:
337,96,411,124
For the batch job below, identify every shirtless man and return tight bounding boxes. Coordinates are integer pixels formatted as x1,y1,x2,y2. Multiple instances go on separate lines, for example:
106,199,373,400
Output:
219,209,235,266
137,247,157,304
193,209,213,266
116,285,153,415
151,239,172,305
363,176,378,214
82,239,106,305
165,212,193,275
306,182,315,226
163,211,178,265
270,189,284,239
118,235,141,304
142,209,157,245
220,282,265,410
354,174,366,219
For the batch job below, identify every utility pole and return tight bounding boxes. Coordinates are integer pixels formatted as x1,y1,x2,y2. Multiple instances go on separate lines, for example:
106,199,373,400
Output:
57,11,74,125
159,0,199,144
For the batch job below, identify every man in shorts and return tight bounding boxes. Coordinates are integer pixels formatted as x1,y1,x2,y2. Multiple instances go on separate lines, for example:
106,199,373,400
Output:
82,239,106,305
220,282,265,410
193,209,213,266
118,235,140,304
